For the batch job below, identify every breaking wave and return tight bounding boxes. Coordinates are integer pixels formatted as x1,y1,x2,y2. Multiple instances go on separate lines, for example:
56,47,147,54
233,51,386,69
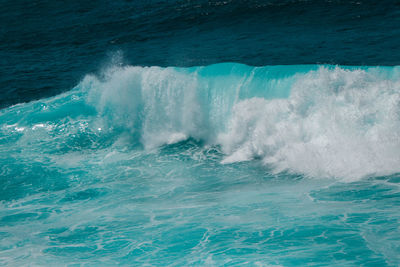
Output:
2,63,400,180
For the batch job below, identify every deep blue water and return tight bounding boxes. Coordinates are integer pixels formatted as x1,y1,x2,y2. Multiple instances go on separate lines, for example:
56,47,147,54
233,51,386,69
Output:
1,1,400,266
2,0,400,108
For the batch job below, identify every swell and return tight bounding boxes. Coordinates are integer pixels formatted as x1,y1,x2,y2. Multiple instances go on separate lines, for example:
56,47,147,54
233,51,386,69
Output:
1,63,400,180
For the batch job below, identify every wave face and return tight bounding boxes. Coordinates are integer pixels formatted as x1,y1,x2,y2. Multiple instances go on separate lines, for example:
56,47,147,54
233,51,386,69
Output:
1,63,400,266
2,63,400,180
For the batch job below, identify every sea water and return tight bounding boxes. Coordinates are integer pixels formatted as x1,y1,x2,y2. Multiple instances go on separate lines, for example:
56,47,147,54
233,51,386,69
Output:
1,63,399,265
1,0,400,266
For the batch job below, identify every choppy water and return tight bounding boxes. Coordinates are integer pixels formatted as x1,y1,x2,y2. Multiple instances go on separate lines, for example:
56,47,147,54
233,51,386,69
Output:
1,1,400,266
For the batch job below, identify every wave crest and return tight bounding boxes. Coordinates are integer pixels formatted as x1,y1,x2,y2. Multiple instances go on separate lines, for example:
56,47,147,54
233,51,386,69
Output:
220,67,400,180
3,63,400,180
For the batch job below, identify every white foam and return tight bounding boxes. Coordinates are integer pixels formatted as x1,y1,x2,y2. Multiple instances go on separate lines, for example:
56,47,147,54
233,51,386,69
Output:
82,64,400,180
84,66,215,149
219,67,400,180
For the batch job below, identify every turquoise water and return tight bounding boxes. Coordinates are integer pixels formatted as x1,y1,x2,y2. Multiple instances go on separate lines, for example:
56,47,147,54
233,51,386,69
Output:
1,63,399,265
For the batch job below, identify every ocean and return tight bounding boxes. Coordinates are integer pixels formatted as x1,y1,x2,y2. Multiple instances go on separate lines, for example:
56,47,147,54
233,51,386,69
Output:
1,1,400,266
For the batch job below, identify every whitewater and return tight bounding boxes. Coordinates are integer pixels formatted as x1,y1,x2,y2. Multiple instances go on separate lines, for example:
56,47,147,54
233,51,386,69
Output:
1,63,400,265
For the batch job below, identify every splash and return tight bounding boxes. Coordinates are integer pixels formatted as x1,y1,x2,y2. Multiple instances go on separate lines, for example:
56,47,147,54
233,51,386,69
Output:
2,63,400,180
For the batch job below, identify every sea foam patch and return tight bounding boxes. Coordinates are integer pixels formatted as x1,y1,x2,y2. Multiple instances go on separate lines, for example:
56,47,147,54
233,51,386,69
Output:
220,67,400,180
